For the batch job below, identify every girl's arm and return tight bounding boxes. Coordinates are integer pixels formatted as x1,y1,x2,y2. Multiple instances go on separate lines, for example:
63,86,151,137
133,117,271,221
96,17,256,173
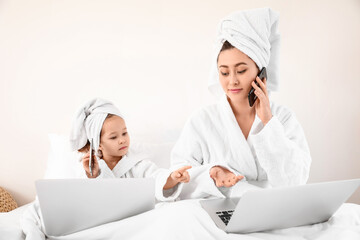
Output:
170,116,240,199
163,166,191,190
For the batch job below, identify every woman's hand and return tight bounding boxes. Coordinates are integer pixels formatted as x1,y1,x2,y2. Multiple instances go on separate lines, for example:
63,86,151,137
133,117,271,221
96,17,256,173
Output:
82,151,100,178
210,166,244,187
251,76,272,125
163,166,192,190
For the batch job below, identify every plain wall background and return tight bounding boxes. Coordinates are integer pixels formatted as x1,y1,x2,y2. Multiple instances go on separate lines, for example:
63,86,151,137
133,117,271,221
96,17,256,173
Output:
1,0,359,206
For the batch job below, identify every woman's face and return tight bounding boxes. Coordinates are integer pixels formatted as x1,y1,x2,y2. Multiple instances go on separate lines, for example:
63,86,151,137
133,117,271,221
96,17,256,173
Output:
217,48,259,104
99,116,130,159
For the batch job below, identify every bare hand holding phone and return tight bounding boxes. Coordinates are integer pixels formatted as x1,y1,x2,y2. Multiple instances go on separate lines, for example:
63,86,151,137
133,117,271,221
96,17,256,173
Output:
82,146,100,178
248,67,267,107
248,67,273,125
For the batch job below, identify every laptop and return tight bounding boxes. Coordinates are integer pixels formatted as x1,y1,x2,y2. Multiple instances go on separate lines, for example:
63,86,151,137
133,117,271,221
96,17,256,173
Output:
36,178,155,236
200,178,360,233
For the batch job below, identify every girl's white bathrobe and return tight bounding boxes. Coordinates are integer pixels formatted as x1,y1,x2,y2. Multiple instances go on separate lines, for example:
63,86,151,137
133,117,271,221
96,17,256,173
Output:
171,95,312,199
21,149,182,240
93,148,183,201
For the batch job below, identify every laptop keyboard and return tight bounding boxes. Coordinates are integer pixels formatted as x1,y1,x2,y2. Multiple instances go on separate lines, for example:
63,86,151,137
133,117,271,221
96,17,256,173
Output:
216,210,234,226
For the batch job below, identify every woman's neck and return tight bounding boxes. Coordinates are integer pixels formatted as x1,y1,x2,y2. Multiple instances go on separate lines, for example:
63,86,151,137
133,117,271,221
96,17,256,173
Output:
227,96,255,119
103,155,123,170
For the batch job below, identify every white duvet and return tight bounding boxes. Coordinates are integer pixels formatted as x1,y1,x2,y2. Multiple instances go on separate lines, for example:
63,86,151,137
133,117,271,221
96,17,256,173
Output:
2,199,360,240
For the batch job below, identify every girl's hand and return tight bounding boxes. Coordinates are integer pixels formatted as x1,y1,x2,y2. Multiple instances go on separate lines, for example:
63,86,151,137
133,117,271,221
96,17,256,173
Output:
163,166,192,190
251,76,272,125
82,151,100,178
210,166,244,187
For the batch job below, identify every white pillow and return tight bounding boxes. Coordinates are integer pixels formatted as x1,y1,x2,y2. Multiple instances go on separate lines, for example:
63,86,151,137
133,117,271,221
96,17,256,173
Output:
131,142,174,169
44,134,83,179
44,134,176,179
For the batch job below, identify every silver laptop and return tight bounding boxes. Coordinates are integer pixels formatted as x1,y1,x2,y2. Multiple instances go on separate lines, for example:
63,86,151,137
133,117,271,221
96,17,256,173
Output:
36,178,155,236
200,179,360,233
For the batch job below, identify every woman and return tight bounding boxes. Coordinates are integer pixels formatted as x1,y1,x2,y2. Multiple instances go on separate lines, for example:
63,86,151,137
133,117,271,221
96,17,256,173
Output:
171,8,312,199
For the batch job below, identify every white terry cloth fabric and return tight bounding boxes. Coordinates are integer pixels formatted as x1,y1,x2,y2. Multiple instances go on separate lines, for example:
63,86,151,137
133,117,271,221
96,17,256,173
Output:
209,7,281,97
20,198,46,240
170,94,312,199
20,150,183,240
88,148,183,202
69,98,124,153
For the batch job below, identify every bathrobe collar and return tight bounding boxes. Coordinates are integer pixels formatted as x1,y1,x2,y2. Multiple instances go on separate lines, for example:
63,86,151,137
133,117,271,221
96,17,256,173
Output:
218,94,259,179
105,149,144,178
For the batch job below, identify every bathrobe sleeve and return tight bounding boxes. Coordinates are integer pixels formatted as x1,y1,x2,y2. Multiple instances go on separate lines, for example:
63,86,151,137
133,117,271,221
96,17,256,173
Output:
250,107,312,187
171,115,233,199
131,160,183,202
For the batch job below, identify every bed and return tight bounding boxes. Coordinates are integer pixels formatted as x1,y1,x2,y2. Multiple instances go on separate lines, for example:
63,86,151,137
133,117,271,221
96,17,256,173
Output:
1,200,360,240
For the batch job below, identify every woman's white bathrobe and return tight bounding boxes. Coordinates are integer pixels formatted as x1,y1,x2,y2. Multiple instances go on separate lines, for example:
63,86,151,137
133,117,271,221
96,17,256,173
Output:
171,95,312,199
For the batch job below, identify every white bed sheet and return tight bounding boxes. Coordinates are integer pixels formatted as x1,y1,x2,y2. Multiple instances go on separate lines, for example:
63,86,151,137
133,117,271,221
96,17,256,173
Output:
1,201,360,240
0,204,29,240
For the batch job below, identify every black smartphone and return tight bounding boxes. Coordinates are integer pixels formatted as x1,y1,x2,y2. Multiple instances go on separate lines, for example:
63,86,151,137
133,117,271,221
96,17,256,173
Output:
248,67,267,107
89,138,93,176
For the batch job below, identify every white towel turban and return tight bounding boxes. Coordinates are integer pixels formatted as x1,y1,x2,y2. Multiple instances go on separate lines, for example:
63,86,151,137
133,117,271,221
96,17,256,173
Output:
69,98,124,153
208,7,281,97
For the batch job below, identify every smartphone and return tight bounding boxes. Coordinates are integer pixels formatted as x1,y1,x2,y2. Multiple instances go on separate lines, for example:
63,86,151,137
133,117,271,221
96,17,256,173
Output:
248,67,267,107
89,138,93,177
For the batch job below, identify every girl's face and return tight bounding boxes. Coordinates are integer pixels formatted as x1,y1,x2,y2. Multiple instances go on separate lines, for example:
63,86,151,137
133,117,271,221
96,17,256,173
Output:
99,115,130,159
217,48,259,104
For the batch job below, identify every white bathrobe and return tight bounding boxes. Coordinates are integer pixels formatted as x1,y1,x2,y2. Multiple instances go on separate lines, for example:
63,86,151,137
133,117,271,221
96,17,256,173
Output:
21,149,182,240
91,148,183,202
171,95,312,199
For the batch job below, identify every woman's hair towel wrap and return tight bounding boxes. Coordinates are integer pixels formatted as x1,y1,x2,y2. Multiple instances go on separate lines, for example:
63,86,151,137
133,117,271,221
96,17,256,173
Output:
208,7,281,97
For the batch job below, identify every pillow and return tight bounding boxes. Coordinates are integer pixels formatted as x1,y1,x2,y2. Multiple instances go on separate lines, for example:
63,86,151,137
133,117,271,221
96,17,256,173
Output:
131,142,174,169
44,134,176,179
44,134,83,179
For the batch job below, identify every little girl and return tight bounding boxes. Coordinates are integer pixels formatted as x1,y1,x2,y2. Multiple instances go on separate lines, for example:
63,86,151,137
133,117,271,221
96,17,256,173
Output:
69,98,191,201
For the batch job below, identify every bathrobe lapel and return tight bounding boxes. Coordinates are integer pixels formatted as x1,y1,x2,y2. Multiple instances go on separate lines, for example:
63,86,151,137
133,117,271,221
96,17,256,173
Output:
112,150,143,178
218,95,258,180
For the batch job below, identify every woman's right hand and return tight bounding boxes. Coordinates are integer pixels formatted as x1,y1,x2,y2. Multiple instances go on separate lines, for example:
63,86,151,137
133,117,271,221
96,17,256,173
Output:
82,151,100,178
209,166,244,187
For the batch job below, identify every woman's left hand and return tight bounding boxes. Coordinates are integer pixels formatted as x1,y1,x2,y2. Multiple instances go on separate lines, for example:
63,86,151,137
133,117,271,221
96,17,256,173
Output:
251,76,272,125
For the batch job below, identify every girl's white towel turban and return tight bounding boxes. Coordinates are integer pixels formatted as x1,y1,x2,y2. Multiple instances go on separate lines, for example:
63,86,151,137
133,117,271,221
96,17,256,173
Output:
208,7,281,97
69,98,124,153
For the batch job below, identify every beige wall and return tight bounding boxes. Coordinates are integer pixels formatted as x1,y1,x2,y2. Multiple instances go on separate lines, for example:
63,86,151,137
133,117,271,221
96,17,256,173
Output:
1,0,359,206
